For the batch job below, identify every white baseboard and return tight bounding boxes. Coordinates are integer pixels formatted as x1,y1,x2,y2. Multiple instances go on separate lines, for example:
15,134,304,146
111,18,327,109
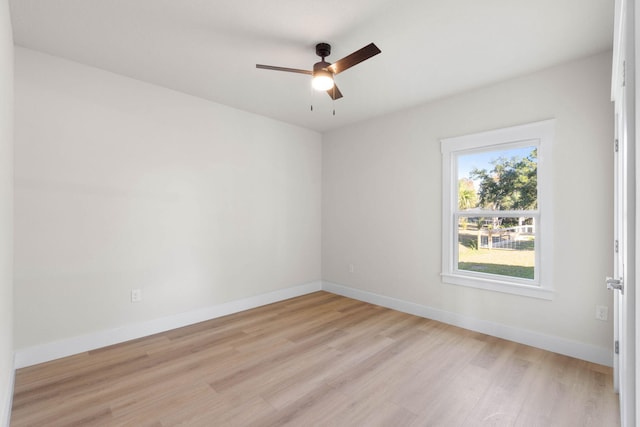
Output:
14,281,322,369
322,281,612,367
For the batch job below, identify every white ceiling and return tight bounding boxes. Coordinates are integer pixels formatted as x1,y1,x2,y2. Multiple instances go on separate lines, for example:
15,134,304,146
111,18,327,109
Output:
10,0,613,133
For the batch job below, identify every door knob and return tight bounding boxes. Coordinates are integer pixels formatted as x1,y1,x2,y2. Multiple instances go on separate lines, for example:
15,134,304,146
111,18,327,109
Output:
606,277,624,292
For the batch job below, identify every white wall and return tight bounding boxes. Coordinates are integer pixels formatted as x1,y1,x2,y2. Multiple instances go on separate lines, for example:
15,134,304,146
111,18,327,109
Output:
13,48,321,351
323,52,614,354
0,0,13,424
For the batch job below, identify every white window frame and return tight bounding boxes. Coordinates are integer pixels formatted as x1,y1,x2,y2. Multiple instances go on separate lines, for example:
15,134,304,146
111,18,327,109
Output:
441,120,555,300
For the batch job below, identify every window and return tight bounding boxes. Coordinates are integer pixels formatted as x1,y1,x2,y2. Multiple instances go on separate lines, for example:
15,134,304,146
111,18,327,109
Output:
441,120,555,299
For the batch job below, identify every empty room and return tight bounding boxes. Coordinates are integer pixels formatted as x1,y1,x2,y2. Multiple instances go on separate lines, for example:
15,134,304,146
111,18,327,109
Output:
1,0,638,426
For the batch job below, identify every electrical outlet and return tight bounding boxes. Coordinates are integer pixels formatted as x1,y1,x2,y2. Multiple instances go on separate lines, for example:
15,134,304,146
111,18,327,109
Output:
349,264,354,273
131,289,142,303
595,305,608,321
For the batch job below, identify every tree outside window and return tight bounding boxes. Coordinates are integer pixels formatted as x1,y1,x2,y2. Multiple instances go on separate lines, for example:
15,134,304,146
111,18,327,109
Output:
456,147,537,280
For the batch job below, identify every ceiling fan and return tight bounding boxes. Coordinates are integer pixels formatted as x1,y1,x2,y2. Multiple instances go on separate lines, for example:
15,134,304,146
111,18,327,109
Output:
256,42,381,100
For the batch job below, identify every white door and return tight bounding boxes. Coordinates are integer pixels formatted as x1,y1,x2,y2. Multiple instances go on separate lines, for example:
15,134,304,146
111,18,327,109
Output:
610,1,636,426
611,76,634,425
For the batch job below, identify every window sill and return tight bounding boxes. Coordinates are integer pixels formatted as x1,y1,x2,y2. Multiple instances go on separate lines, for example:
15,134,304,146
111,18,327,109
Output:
441,273,554,300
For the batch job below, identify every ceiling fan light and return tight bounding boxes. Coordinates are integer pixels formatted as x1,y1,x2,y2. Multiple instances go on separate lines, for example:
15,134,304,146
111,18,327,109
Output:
312,70,334,91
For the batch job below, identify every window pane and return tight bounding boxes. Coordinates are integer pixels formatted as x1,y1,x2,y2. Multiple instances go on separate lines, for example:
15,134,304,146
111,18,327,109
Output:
457,216,535,280
457,146,537,211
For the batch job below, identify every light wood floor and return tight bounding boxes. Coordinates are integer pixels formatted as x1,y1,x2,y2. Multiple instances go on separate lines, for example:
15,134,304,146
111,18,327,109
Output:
11,292,620,426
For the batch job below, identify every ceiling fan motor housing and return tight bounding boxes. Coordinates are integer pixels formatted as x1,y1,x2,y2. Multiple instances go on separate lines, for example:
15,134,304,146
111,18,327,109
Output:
313,60,332,74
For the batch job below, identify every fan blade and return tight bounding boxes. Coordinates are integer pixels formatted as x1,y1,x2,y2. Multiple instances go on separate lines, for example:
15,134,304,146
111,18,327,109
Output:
256,64,312,75
328,43,381,75
326,84,343,100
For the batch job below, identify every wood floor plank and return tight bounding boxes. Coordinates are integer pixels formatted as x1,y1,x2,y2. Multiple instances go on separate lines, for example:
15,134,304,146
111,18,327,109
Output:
11,292,620,426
